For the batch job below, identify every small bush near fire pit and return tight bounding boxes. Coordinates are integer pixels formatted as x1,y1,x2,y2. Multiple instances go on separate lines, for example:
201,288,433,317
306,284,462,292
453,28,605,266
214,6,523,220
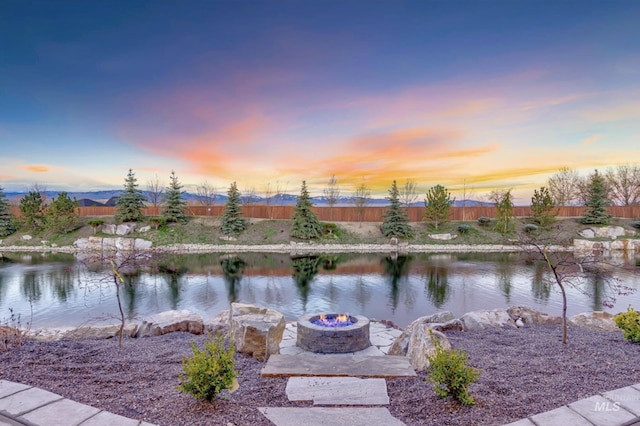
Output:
614,306,640,343
426,331,480,406
177,333,237,402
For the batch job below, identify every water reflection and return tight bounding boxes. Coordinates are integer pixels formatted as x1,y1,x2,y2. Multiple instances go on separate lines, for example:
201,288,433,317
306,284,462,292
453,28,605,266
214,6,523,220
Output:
0,250,639,329
221,256,246,302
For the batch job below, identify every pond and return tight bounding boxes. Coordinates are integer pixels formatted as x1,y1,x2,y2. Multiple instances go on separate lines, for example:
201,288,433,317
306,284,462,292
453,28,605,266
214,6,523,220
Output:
0,251,639,329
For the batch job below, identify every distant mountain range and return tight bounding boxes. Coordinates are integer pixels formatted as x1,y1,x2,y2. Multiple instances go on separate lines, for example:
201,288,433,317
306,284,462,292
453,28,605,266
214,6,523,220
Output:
4,190,493,207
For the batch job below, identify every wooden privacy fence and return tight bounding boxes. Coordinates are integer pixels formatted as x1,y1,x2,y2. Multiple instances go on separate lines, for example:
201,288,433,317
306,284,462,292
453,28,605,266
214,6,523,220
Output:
9,205,640,221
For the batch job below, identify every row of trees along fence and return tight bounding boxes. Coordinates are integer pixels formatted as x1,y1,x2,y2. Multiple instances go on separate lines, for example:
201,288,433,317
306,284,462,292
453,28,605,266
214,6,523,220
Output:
9,205,640,221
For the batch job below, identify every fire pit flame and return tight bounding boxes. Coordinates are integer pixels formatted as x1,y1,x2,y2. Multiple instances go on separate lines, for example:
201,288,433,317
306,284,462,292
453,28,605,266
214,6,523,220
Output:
313,313,354,327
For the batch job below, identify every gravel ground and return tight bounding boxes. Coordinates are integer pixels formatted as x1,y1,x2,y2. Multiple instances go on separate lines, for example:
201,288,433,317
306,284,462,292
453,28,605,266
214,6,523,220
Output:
2,325,640,426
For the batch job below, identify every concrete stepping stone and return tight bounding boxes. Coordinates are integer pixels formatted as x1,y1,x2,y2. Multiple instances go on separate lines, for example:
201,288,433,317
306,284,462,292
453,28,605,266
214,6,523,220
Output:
286,377,389,405
568,395,636,425
258,407,405,426
261,354,416,378
603,386,640,416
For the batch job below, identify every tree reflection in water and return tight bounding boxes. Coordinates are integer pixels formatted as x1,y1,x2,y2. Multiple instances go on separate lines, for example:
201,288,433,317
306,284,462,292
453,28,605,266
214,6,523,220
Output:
531,261,552,302
221,256,246,302
425,264,450,308
291,255,321,308
382,253,412,311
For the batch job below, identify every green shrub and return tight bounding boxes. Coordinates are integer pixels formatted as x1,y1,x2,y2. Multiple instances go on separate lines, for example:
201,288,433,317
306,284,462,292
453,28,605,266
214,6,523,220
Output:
457,224,471,234
426,331,480,406
177,333,237,401
323,222,338,235
523,223,539,233
477,217,491,227
614,306,640,343
149,217,167,230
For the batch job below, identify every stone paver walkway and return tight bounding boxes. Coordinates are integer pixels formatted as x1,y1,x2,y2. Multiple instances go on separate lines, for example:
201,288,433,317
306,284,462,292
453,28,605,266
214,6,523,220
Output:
504,383,640,426
0,380,156,426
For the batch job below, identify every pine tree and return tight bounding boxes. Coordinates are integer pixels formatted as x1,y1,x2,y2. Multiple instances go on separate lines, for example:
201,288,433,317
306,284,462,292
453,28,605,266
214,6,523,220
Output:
46,192,81,233
424,184,454,230
220,182,246,237
530,186,556,227
0,186,17,237
162,170,187,223
115,169,147,223
581,169,611,225
291,181,323,240
19,190,45,231
382,180,412,238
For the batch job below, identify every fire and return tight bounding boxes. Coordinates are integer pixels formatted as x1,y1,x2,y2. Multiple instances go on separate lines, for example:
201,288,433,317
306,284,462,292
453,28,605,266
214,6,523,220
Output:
316,313,352,327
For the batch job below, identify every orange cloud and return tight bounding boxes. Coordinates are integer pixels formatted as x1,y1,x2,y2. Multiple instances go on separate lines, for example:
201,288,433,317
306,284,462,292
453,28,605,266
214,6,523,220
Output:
23,165,50,173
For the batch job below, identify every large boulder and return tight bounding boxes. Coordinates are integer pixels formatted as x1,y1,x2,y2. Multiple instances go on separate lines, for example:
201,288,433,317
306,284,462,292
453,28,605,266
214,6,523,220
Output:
116,224,137,235
460,309,516,331
136,310,204,337
569,311,618,332
230,303,285,361
506,306,562,326
388,311,455,356
63,324,138,340
389,323,451,371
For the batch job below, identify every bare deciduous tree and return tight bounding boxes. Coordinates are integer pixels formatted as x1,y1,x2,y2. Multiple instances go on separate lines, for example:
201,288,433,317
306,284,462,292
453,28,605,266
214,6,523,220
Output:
547,167,581,206
323,174,341,221
242,186,257,206
606,164,640,206
399,179,419,208
264,182,274,219
196,180,217,212
146,174,164,208
521,234,636,344
352,181,371,225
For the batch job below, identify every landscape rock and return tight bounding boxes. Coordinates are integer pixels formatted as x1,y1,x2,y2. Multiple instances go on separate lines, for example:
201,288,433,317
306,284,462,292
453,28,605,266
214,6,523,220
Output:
578,229,596,238
207,309,231,333
405,326,451,371
136,310,204,337
429,319,465,332
460,309,516,331
230,303,285,361
102,224,117,234
63,323,138,340
116,223,137,235
428,233,456,240
74,237,152,252
507,306,562,326
569,311,618,332
388,311,455,356
21,235,32,241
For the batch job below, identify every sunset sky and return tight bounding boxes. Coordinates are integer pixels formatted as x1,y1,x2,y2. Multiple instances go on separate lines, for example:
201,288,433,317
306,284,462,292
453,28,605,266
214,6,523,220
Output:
1,0,639,203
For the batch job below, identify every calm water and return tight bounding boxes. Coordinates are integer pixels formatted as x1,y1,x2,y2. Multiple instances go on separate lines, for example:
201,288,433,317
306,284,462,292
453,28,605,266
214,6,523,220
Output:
1,251,639,329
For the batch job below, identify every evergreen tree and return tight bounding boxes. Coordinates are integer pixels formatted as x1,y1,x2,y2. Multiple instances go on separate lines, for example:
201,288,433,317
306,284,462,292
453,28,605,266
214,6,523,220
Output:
46,192,81,233
115,169,147,223
220,181,246,236
423,184,454,230
494,190,515,234
382,180,412,238
162,170,187,223
290,181,323,240
0,186,17,237
19,190,45,231
581,169,611,225
530,186,556,228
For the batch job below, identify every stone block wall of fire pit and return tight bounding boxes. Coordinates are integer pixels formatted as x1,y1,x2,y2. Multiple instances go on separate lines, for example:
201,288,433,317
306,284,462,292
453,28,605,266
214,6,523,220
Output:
297,314,370,353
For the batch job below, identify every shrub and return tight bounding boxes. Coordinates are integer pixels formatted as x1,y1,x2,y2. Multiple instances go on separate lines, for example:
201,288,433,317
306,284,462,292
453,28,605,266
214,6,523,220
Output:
323,222,338,235
87,219,105,235
523,223,539,233
614,306,640,343
149,217,167,230
177,333,237,401
477,217,491,227
632,221,640,230
457,224,471,234
426,331,480,406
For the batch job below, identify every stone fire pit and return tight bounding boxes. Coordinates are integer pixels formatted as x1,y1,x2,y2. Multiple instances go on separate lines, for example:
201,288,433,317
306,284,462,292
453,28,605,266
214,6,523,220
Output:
297,313,370,354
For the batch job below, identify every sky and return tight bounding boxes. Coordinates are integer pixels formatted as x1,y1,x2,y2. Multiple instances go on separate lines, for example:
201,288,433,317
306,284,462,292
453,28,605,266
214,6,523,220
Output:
1,0,639,203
